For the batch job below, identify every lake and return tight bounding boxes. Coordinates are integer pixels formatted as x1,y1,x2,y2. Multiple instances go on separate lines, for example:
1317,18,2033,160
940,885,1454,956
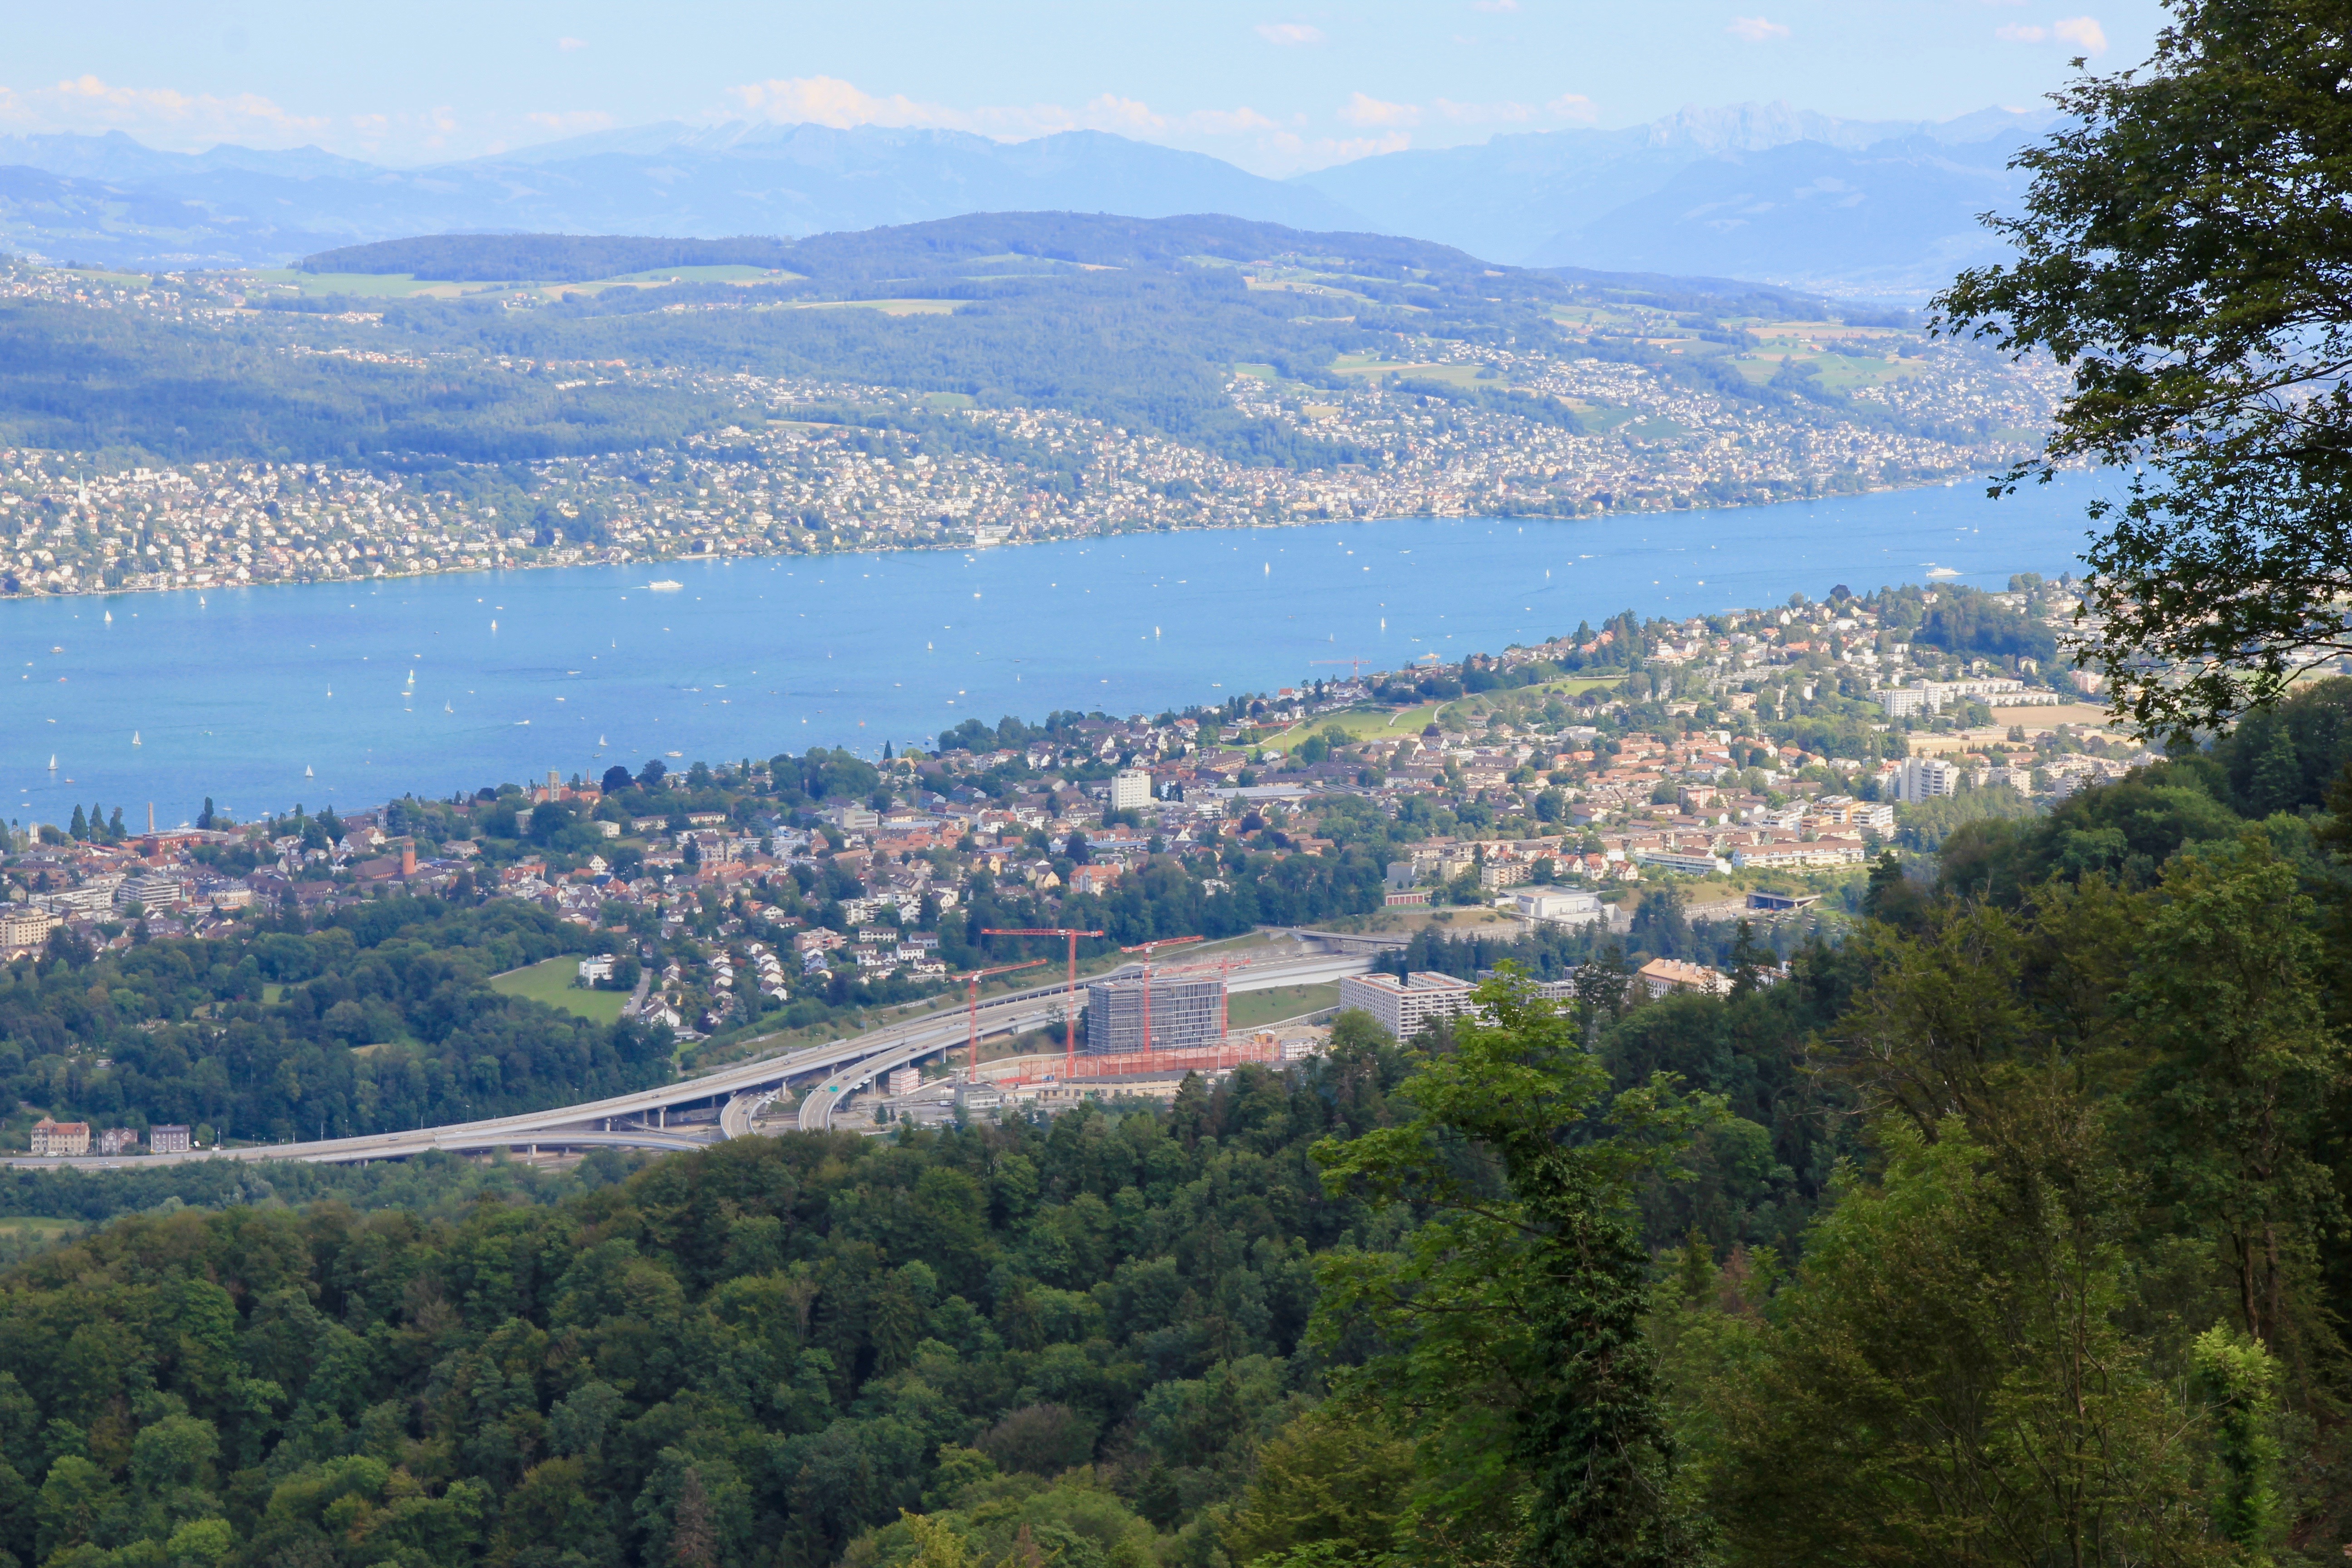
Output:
3,475,2112,829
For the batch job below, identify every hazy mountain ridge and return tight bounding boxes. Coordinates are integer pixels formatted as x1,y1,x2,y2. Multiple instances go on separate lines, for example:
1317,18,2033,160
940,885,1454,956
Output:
0,123,1367,270
1290,103,2050,281
1529,133,2037,294
0,103,2053,292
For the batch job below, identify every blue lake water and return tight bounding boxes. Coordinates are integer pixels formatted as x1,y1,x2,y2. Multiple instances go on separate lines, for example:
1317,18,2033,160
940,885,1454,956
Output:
2,475,2114,829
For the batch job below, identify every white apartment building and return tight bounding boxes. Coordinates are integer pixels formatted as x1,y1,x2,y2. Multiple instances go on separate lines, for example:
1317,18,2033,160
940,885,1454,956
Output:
1109,769,1153,812
1891,756,1960,803
0,906,56,950
1635,848,1733,876
1338,971,1481,1039
1873,677,2043,717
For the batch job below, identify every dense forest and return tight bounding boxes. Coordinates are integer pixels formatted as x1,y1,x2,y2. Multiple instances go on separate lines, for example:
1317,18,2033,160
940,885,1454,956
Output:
4,692,2351,1563
0,900,667,1147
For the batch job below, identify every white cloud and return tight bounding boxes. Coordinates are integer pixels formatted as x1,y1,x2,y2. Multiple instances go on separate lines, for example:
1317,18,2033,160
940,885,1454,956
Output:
1255,22,1326,44
1727,15,1791,40
1338,92,1421,127
726,76,1284,149
713,73,1600,178
1996,16,2107,49
557,36,587,52
2054,15,2108,50
729,75,969,131
9,75,332,148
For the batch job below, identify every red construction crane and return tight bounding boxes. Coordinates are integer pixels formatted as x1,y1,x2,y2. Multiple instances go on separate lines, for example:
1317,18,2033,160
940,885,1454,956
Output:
1148,950,1247,1044
951,959,1046,1075
981,927,1105,1081
1119,935,1204,1060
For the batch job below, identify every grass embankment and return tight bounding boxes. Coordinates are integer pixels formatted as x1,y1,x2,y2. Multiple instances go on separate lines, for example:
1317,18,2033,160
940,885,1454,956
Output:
489,957,627,1024
1225,983,1342,1030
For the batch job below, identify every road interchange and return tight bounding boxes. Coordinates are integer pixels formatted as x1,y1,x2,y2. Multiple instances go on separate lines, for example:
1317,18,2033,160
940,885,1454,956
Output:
1,946,1372,1171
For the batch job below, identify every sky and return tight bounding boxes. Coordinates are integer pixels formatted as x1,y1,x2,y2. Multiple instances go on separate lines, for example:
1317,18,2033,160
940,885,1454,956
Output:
2,0,2173,176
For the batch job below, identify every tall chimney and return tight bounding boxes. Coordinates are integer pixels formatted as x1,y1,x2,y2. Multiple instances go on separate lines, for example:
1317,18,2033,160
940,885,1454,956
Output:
147,803,155,833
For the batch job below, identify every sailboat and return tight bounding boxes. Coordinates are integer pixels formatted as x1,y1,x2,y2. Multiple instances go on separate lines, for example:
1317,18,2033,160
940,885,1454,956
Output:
103,611,113,623
443,701,452,713
131,731,140,746
598,735,608,746
304,765,314,778
46,755,56,770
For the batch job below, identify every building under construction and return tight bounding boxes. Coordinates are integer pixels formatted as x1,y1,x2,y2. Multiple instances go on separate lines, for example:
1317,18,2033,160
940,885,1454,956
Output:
1083,974,1223,1055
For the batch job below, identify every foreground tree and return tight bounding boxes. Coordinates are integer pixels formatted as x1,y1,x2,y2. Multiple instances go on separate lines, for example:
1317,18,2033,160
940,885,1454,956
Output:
1311,974,1720,1567
1936,0,2352,736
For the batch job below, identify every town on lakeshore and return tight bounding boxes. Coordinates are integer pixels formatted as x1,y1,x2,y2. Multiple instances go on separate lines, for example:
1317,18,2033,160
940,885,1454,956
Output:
0,251,2065,597
0,567,2166,1153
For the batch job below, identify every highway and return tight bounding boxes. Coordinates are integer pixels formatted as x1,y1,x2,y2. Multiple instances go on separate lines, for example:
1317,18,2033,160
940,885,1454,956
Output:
793,946,1372,1132
0,946,1370,1171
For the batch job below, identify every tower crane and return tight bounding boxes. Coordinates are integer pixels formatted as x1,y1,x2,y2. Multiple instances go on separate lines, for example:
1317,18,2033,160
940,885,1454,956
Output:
950,959,1046,1075
980,927,1105,1081
1117,935,1204,1059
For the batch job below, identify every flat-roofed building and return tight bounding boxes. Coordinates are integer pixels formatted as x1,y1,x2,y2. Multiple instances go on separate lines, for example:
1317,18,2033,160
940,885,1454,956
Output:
1338,970,1480,1040
149,1125,192,1154
0,906,56,951
1514,889,1603,924
1084,974,1223,1055
1110,769,1152,812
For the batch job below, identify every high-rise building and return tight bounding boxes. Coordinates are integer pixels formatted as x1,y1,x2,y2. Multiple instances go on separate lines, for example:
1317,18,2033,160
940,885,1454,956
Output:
1109,769,1152,812
1084,974,1222,1054
1891,756,1958,803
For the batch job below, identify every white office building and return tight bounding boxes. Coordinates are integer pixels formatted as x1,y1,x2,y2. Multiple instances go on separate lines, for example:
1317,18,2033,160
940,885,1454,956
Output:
1513,889,1604,924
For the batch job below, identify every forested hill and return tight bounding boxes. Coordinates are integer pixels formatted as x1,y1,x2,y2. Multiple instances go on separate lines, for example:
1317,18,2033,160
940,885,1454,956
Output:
300,235,802,283
0,211,1936,482
297,212,1833,317
5,723,2352,1564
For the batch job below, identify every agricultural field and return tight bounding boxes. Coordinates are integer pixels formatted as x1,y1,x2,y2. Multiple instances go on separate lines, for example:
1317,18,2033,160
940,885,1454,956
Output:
1728,320,1929,391
1265,702,1444,752
1328,354,1497,389
488,957,627,1023
248,270,485,299
782,298,962,316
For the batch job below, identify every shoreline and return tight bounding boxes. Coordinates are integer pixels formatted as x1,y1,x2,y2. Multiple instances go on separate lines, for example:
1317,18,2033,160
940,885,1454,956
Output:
0,469,2025,607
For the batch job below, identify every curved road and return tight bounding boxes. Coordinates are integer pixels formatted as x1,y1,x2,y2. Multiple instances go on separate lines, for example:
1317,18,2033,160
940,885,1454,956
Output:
1,948,1369,1170
794,948,1370,1132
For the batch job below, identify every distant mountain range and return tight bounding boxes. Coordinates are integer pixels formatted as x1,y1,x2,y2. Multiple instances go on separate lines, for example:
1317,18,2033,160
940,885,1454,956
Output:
0,101,2053,295
1294,103,2047,294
